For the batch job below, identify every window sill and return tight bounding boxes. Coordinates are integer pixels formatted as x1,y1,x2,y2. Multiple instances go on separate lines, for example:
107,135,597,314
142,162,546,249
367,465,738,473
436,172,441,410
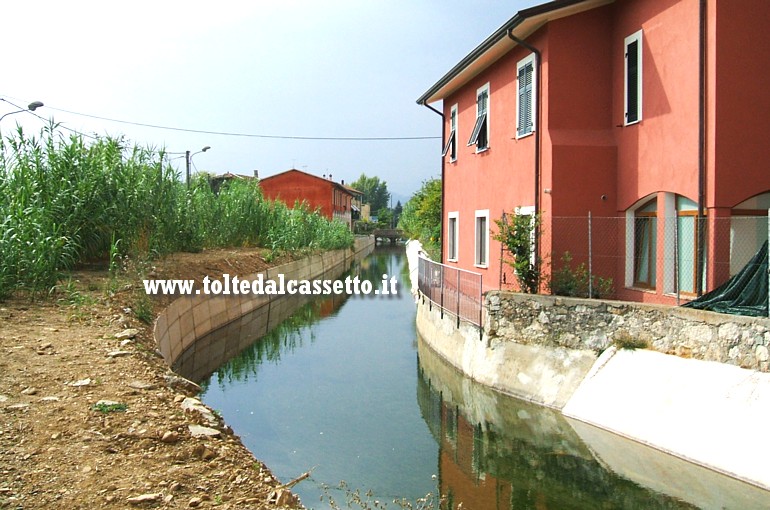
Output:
474,263,488,269
627,286,657,294
623,119,641,127
447,258,458,263
515,131,535,140
475,147,489,154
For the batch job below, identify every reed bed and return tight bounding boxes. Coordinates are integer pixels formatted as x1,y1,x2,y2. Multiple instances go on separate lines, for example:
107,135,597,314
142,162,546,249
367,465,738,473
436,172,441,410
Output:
0,122,352,299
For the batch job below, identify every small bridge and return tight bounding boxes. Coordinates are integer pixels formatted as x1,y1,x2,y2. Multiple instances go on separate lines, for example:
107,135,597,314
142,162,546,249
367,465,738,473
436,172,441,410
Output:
373,229,404,245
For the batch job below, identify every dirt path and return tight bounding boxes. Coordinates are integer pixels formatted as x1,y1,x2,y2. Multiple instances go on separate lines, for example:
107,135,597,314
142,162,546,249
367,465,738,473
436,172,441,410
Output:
0,249,303,509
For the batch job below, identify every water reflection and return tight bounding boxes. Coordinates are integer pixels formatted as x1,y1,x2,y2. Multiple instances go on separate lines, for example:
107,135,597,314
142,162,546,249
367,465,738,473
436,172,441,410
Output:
417,341,699,510
201,247,439,508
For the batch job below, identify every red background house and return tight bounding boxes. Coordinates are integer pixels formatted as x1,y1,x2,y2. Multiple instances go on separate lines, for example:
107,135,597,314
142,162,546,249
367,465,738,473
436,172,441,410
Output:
418,0,770,305
259,169,360,229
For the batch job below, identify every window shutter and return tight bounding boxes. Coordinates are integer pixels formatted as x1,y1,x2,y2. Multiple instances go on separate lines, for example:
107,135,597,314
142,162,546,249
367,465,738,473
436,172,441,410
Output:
626,40,639,123
442,129,455,157
518,62,533,136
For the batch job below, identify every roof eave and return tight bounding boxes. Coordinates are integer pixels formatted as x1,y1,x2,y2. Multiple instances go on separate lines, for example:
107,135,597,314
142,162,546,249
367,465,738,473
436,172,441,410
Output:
416,0,612,106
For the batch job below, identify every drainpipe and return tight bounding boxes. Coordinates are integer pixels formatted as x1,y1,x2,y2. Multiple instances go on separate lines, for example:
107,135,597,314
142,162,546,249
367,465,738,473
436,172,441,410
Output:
423,103,445,263
508,29,542,281
696,0,707,296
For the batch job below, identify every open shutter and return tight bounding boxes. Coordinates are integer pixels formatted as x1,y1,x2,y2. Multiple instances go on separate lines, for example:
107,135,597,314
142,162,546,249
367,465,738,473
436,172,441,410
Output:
625,38,640,123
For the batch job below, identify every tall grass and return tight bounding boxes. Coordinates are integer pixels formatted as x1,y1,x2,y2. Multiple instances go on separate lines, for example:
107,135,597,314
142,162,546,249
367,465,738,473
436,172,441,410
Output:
0,122,352,299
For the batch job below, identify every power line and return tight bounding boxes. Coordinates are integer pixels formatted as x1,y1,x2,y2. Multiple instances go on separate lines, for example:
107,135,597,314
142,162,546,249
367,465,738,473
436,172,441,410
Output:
41,104,442,141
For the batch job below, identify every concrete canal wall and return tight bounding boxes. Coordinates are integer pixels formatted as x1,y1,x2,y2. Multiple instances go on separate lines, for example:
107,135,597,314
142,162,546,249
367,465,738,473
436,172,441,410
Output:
154,237,374,379
415,286,770,491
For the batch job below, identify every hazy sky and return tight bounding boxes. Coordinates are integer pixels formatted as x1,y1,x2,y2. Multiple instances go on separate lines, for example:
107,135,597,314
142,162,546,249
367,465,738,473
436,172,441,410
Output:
2,0,540,199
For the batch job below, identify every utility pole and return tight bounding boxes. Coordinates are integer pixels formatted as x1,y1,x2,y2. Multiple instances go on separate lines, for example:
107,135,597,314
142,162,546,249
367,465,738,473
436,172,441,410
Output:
185,150,191,187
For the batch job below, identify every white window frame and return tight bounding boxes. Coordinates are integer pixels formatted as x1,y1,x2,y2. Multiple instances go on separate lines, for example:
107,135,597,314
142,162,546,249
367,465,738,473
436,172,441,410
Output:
447,211,459,262
474,209,490,268
516,54,537,138
467,83,490,152
515,206,537,268
443,104,458,162
624,30,643,126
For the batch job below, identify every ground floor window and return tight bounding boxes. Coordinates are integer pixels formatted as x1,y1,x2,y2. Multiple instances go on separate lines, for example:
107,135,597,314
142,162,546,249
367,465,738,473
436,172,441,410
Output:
675,196,701,295
633,199,657,289
731,193,770,275
447,212,459,262
475,210,489,267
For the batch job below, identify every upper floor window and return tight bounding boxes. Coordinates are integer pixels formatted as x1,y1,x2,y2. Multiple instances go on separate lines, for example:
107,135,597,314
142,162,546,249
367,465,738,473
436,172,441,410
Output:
468,84,489,151
624,30,643,125
517,54,536,137
443,104,458,161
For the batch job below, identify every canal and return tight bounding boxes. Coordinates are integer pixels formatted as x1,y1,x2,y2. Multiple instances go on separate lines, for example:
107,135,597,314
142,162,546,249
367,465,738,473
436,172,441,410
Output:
199,246,765,509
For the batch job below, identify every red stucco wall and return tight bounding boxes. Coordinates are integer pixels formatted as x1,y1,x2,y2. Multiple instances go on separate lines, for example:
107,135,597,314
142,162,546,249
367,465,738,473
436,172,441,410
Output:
440,0,769,304
259,169,353,227
710,0,770,208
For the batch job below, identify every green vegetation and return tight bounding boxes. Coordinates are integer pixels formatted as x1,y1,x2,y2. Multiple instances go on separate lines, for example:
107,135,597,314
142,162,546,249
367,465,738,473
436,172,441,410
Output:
0,122,352,299
92,401,127,413
350,173,390,212
398,178,441,259
494,209,541,293
612,330,649,350
549,251,614,298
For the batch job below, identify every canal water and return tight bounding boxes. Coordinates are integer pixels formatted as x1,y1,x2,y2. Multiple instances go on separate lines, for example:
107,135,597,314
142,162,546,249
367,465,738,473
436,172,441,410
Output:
200,247,764,509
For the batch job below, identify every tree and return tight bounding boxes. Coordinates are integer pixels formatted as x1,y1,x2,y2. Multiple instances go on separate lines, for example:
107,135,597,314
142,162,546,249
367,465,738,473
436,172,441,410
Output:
398,178,442,258
350,173,390,212
393,200,402,227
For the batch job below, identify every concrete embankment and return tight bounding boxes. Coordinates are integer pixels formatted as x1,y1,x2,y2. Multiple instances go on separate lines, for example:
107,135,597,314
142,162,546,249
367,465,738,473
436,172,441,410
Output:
155,237,374,381
416,298,770,494
410,244,770,494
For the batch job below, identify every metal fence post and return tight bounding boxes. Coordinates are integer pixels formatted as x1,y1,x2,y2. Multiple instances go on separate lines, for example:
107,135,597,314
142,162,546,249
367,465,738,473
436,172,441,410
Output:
499,211,506,290
479,274,483,336
457,270,461,328
440,265,445,320
675,213,680,306
588,212,593,298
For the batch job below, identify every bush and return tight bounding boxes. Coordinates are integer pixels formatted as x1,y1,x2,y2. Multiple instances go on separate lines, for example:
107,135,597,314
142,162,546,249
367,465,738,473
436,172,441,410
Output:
548,252,613,298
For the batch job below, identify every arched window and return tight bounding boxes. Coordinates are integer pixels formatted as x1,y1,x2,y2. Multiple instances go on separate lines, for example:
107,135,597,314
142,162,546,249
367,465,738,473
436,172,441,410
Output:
634,199,657,288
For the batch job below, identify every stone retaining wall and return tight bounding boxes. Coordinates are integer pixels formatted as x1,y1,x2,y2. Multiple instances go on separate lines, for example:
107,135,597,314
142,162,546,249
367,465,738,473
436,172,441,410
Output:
154,237,375,375
485,292,770,372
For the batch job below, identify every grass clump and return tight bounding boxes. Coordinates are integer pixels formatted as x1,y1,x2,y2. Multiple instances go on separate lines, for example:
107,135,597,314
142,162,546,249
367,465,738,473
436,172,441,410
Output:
612,330,648,350
92,402,127,413
0,121,353,300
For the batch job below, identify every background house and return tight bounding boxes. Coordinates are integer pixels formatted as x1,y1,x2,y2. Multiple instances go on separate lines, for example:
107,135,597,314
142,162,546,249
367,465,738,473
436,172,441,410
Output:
418,0,770,305
259,169,361,230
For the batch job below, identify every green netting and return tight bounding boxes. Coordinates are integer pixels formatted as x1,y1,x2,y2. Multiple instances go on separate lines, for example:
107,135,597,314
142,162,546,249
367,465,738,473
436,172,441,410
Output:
682,241,768,317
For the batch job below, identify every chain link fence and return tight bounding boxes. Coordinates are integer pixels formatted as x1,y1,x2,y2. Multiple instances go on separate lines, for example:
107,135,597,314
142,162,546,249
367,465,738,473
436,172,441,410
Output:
499,214,769,305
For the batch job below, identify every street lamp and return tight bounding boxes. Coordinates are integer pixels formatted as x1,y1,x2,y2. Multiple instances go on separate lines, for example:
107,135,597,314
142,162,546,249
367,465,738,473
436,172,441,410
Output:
0,100,44,122
185,145,211,186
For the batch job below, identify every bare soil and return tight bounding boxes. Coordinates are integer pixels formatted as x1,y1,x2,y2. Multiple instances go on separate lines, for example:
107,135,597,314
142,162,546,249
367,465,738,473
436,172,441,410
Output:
0,248,305,509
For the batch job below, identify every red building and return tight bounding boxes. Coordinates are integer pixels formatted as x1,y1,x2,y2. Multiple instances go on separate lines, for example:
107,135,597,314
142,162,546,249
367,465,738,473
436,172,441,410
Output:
259,169,361,230
418,0,770,305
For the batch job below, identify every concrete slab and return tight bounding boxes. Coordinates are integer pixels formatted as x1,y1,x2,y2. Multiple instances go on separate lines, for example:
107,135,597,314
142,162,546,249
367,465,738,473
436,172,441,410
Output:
567,418,770,509
562,347,770,491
